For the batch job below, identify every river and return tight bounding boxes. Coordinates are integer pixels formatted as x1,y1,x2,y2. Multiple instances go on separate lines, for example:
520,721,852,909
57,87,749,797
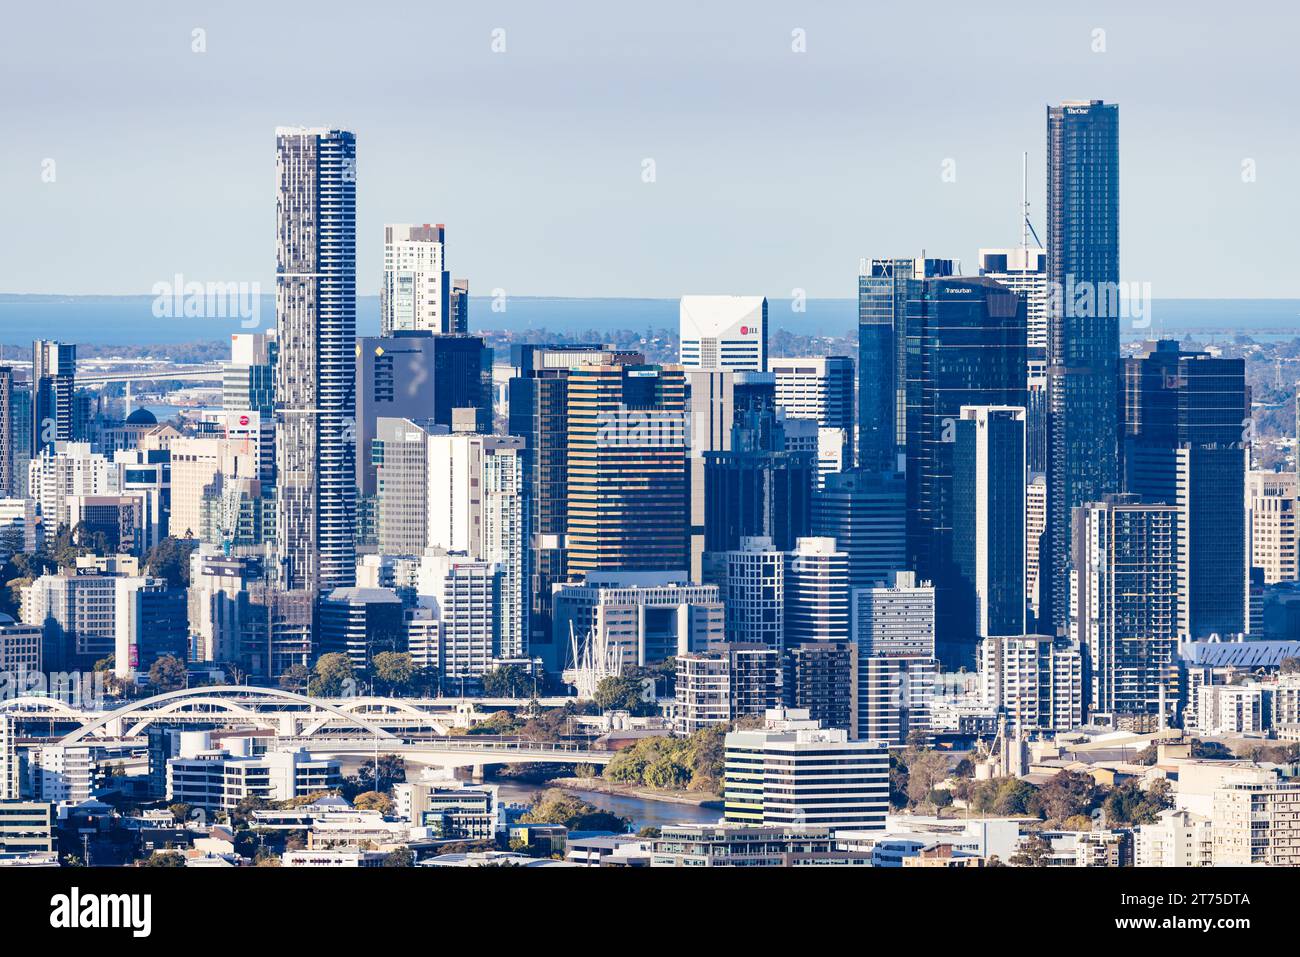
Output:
492,780,722,831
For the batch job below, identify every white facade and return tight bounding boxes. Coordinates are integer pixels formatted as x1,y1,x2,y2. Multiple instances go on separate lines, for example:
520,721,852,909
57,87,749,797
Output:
712,536,784,651
1247,470,1298,584
679,295,767,372
28,443,116,532
977,634,1084,732
979,247,1047,354
381,223,450,335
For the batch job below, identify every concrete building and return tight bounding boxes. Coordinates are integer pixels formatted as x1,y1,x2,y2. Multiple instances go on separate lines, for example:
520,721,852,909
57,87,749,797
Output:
1248,470,1298,584
675,644,781,733
166,732,341,813
724,708,889,833
1134,808,1213,867
784,537,850,646
709,535,784,651
851,572,938,744
393,776,499,840
977,634,1084,732
679,295,767,372
1212,780,1300,866
0,801,54,855
552,572,724,670
769,356,855,466
651,823,839,867
381,223,450,335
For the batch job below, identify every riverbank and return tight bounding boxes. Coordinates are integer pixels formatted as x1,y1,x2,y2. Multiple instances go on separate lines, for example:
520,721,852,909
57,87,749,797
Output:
547,775,723,810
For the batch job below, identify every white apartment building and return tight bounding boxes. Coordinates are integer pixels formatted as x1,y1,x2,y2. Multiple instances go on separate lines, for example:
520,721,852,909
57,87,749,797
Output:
381,224,450,335
679,295,767,372
415,550,501,679
1212,780,1300,866
851,572,938,745
711,536,783,651
785,537,850,645
724,708,889,833
28,443,116,532
1194,682,1267,736
1134,808,1213,867
166,732,341,812
978,634,1084,732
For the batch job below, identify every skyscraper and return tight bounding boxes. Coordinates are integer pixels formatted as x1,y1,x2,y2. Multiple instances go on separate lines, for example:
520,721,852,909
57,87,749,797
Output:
507,344,641,660
0,367,11,496
769,356,855,467
904,277,1027,665
381,224,451,335
1043,99,1120,633
565,362,689,576
273,126,357,593
1120,340,1248,639
32,340,76,456
953,405,1027,639
784,537,850,646
812,469,906,589
1071,494,1180,730
679,296,767,372
857,257,954,473
703,373,814,556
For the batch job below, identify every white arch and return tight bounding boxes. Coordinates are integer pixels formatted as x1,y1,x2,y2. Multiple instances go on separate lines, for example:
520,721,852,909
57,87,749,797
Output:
0,697,86,717
122,699,282,737
58,685,399,744
298,697,452,737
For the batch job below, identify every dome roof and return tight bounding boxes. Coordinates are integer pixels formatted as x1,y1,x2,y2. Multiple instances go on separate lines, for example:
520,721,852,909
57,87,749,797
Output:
126,407,158,425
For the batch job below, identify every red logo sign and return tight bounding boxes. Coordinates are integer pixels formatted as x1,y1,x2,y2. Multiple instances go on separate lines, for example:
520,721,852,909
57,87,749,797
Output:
238,415,250,426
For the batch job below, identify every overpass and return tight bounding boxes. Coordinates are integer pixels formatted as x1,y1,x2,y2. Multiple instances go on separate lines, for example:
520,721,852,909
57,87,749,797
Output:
279,736,614,772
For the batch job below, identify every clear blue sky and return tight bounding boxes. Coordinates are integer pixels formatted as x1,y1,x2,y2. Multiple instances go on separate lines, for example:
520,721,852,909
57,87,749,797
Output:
2,0,1295,299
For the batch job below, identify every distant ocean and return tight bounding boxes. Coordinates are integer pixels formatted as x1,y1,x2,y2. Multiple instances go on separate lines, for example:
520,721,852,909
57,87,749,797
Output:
1,294,1298,347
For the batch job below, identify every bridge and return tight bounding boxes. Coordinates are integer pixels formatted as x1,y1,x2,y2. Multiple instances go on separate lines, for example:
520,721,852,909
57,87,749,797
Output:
73,364,224,386
2,687,614,770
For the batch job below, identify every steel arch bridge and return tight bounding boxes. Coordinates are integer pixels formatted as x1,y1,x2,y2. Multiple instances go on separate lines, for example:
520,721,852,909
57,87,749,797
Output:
55,686,402,744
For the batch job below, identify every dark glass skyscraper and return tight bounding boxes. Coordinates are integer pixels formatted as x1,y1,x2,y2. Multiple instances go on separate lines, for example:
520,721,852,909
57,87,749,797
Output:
32,340,76,456
1043,100,1120,633
857,257,954,472
1121,340,1248,639
904,277,1027,666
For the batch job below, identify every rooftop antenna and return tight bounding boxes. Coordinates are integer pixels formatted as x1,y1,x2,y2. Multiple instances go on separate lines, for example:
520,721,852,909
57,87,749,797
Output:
1020,151,1045,252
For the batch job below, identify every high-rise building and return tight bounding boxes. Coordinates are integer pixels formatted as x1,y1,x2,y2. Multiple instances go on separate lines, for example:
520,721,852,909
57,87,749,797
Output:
223,332,277,413
904,277,1027,665
450,278,470,334
427,433,528,659
675,644,781,733
28,442,117,531
319,587,406,668
355,331,490,498
857,256,954,472
709,536,785,651
565,363,689,576
783,537,849,646
32,340,76,456
783,641,857,736
724,708,889,833
1121,340,1248,639
812,469,906,589
850,571,938,744
113,577,188,681
508,344,641,661
953,406,1027,639
274,126,357,593
381,224,450,335
679,296,767,372
1026,472,1047,626
977,634,1084,732
373,417,437,556
0,367,12,496
1248,470,1299,584
685,368,735,578
1043,99,1121,634
1071,494,1180,730
415,550,502,685
769,356,855,467
703,372,814,556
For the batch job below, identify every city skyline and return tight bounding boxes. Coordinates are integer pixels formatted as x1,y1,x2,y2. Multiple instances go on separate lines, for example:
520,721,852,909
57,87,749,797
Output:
3,1,1298,299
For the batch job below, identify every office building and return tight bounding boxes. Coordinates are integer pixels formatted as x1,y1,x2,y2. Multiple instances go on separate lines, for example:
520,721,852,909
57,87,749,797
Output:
319,587,406,667
223,332,277,413
381,223,450,335
1121,340,1248,639
1043,99,1121,633
393,777,499,840
851,572,938,744
679,295,767,372
685,367,735,578
415,551,502,684
167,732,341,813
0,802,54,855
0,498,39,556
1026,472,1047,626
904,277,1027,665
724,708,889,832
113,577,187,681
953,406,1027,638
31,340,75,456
651,823,839,867
784,537,850,646
21,571,119,670
552,572,724,670
274,126,357,593
28,442,116,532
508,344,641,660
813,469,906,588
1248,470,1299,584
0,617,41,691
769,356,855,466
565,363,689,576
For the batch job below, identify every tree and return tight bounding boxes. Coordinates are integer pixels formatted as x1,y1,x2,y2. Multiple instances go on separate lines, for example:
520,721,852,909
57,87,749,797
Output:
148,655,187,692
383,847,415,867
308,653,356,698
1034,770,1101,822
353,791,395,815
356,754,405,793
1282,656,1300,675
139,851,186,867
901,746,950,807
279,663,309,694
522,788,628,833
1009,834,1053,867
143,536,199,588
481,664,535,698
371,652,416,696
